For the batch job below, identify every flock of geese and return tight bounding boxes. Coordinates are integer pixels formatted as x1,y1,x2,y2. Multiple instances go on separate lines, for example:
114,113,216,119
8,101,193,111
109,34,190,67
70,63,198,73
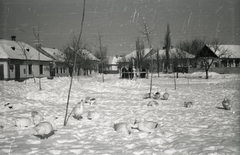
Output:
114,89,169,135
13,111,55,139
7,88,232,139
71,94,163,136
114,89,232,135
11,97,99,139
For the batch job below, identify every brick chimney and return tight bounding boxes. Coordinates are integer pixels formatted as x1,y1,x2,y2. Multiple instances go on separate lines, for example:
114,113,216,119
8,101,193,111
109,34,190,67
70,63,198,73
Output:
11,36,16,41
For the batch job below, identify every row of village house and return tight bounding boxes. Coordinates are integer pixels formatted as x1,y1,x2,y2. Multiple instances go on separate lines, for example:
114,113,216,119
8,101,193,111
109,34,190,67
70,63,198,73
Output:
0,36,100,81
116,45,240,77
1,36,240,81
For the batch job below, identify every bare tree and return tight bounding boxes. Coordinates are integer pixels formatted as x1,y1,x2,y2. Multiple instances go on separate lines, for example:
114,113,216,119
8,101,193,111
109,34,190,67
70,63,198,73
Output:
196,37,230,79
163,23,171,73
177,37,206,56
93,32,108,82
135,36,145,75
156,46,160,77
63,0,86,126
176,36,207,70
139,21,154,97
171,48,189,68
33,25,42,90
62,46,75,76
67,37,91,76
15,41,33,83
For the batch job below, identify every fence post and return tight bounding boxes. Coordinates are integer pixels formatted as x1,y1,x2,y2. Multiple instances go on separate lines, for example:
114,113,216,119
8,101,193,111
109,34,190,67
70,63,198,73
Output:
174,72,176,90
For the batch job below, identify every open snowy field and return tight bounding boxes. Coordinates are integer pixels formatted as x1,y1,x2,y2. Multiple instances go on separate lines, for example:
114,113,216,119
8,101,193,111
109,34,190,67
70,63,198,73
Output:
0,72,240,155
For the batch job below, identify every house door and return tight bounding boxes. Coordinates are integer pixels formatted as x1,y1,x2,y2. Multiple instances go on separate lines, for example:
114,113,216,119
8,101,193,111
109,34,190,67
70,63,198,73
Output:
0,64,4,80
15,64,20,81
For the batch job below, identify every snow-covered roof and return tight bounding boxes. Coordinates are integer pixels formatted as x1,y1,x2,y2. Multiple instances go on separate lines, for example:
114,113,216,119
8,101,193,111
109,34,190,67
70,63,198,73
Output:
64,47,100,62
158,48,195,59
108,56,123,65
41,47,64,61
82,50,100,61
210,45,240,58
145,48,195,59
42,47,61,58
125,48,152,60
0,39,52,61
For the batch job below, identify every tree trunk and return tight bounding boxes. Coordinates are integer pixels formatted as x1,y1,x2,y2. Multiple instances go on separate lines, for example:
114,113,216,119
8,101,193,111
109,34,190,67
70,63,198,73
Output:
205,69,209,79
64,0,86,126
165,62,168,73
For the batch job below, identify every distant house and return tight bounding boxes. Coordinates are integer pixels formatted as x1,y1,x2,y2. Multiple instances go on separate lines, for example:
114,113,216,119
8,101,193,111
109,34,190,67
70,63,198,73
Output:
144,47,195,73
0,37,53,81
120,48,154,68
125,48,153,60
192,44,240,74
106,55,123,74
117,48,154,78
212,45,240,68
36,46,69,77
62,47,100,76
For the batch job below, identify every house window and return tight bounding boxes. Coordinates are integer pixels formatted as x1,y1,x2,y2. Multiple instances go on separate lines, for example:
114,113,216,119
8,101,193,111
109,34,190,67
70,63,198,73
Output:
56,67,58,73
39,65,43,74
28,64,32,74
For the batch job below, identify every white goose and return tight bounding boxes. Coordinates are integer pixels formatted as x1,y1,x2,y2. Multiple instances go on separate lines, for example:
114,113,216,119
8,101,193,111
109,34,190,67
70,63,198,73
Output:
161,89,169,100
222,97,231,110
15,117,33,127
31,111,43,125
87,110,100,120
153,88,160,100
72,100,84,120
132,119,159,134
113,123,132,135
153,92,160,100
33,121,55,139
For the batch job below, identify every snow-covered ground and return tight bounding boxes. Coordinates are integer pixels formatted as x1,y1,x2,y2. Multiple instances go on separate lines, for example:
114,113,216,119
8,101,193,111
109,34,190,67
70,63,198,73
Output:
0,72,239,155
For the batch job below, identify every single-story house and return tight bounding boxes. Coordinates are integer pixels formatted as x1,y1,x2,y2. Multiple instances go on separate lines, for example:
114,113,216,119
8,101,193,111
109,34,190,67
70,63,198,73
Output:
0,37,53,81
105,55,123,74
212,45,240,68
192,44,240,74
144,47,195,73
36,46,69,77
118,48,154,78
125,48,153,60
62,47,100,76
119,48,154,68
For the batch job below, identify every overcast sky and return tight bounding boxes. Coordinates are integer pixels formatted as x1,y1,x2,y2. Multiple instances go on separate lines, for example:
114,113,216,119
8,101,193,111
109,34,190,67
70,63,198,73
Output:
0,0,239,56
